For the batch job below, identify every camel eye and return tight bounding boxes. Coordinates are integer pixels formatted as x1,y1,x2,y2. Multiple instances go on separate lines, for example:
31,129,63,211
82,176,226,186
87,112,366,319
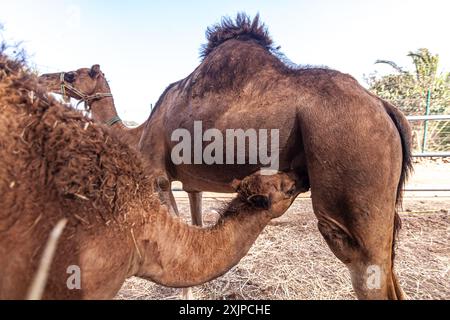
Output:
64,72,76,83
286,185,297,196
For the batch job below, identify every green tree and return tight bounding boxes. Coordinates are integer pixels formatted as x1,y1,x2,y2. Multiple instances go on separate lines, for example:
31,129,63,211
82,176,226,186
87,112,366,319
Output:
366,49,449,151
367,48,449,115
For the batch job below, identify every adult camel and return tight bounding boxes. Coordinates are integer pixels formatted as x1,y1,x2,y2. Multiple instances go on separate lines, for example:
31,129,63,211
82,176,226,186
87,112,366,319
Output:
0,52,301,299
40,14,413,299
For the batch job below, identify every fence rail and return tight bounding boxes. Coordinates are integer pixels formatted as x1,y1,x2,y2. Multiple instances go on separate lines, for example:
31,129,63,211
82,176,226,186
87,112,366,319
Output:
406,114,449,192
406,115,450,121
405,187,450,192
412,152,450,157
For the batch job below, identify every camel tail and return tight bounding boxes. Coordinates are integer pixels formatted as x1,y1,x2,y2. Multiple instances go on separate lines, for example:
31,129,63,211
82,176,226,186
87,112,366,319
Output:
382,100,414,264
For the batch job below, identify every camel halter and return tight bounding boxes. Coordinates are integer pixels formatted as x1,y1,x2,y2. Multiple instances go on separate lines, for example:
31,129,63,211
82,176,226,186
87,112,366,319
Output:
59,73,120,126
59,72,113,108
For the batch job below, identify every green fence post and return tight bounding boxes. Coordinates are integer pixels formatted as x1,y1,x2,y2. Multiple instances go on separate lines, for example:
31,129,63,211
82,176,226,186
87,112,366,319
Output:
422,89,432,153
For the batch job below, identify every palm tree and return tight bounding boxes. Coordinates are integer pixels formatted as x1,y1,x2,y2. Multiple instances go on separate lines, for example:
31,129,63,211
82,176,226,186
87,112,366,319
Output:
375,48,439,84
407,48,439,82
372,49,449,152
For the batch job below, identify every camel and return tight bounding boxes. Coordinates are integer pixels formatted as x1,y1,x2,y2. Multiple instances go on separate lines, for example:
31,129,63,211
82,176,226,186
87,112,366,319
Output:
39,65,184,217
40,65,146,149
40,13,413,299
0,52,302,299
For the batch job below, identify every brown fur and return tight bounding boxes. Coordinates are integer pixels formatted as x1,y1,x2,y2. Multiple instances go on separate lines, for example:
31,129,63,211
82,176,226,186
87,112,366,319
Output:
0,55,154,224
39,66,146,149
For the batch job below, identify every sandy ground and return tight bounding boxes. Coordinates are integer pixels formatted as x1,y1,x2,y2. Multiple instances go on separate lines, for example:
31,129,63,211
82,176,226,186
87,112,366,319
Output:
117,162,449,300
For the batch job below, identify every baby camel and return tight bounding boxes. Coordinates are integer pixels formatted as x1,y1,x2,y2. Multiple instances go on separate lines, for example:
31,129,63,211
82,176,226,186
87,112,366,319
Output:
0,53,300,299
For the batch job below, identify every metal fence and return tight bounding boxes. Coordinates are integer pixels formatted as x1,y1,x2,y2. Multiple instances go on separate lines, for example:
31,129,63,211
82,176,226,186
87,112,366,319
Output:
408,115,450,157
406,114,449,192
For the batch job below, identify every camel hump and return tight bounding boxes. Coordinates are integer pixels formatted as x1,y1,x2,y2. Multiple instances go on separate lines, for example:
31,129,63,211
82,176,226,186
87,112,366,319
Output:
200,13,274,59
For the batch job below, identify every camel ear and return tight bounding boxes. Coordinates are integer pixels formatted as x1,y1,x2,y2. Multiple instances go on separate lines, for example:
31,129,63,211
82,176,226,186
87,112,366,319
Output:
247,194,270,210
230,179,241,191
89,64,101,78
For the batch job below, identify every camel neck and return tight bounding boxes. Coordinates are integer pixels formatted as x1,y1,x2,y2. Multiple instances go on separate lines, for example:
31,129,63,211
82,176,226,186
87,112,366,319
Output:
135,204,271,287
88,81,146,148
89,95,119,125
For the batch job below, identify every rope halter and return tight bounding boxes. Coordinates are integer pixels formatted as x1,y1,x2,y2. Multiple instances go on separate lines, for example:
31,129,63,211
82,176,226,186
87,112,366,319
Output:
59,72,114,111
59,72,120,126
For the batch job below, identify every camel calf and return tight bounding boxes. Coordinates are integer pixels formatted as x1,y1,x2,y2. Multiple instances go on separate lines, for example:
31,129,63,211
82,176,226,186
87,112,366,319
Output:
0,53,300,299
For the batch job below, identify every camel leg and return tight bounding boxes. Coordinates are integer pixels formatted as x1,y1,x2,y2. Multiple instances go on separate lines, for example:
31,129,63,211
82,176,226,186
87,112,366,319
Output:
155,176,179,216
315,208,405,300
298,110,407,299
188,192,203,227
168,188,180,216
181,192,203,300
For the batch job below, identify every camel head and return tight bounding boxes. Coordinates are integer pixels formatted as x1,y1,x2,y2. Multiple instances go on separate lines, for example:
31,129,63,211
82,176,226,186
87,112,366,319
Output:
39,65,109,102
231,171,301,218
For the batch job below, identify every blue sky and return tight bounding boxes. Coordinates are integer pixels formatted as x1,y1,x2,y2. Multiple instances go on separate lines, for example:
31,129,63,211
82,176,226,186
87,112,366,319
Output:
1,0,449,121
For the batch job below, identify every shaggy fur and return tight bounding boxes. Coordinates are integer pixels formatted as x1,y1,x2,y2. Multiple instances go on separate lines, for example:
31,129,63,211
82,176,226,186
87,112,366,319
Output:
201,13,274,59
0,52,155,228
